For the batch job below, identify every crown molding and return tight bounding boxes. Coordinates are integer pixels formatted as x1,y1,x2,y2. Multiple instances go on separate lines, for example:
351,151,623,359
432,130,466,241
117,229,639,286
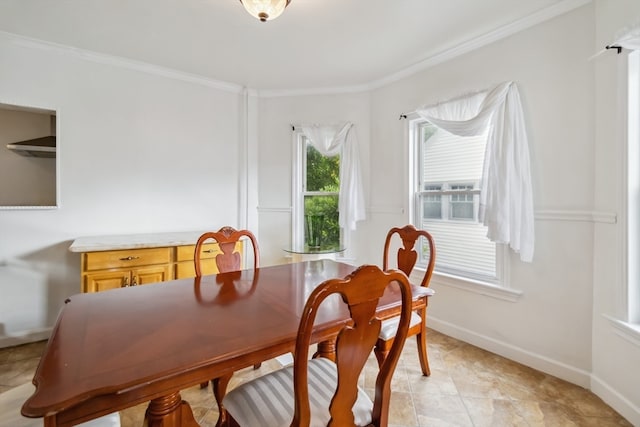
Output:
259,0,593,97
1,0,592,97
0,30,244,94
365,0,593,91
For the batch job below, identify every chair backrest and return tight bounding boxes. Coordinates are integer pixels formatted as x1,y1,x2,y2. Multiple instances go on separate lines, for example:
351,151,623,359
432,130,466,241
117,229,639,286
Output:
383,224,435,288
292,265,412,427
194,226,260,276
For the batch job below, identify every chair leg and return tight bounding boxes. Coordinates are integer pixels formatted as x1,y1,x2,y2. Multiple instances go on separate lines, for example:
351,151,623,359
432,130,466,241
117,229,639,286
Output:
416,327,430,376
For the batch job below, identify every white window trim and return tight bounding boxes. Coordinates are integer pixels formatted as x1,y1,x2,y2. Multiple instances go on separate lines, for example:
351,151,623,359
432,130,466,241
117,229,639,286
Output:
625,50,640,327
292,130,305,250
407,114,512,290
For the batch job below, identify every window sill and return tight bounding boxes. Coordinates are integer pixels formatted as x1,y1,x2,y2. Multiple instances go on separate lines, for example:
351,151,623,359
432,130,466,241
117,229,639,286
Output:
603,314,640,348
417,270,523,302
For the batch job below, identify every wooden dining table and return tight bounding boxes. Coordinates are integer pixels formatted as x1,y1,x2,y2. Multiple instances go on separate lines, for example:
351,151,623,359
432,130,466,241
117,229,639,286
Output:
21,260,431,427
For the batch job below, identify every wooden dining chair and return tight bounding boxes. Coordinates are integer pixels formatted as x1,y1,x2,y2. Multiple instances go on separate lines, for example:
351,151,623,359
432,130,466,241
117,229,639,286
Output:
194,226,261,390
194,226,260,277
375,224,435,376
221,264,413,427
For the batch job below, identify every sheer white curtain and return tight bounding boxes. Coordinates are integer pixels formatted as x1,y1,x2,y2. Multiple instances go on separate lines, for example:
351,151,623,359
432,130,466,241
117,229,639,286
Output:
300,122,366,231
416,81,535,262
612,23,640,50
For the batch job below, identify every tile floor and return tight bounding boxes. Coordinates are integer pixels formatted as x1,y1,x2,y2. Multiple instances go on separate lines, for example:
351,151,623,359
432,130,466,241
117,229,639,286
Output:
0,329,632,426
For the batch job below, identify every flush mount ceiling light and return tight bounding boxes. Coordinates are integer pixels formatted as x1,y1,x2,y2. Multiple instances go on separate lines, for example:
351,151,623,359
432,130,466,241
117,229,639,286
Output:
239,0,291,22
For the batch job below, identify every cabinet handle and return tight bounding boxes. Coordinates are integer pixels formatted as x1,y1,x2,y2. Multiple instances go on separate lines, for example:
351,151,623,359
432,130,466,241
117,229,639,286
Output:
203,249,215,253
132,276,138,286
123,277,129,287
119,256,140,261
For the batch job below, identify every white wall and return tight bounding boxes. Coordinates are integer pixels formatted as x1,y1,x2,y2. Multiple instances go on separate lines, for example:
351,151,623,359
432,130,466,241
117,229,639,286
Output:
592,1,640,424
0,33,244,347
367,2,597,379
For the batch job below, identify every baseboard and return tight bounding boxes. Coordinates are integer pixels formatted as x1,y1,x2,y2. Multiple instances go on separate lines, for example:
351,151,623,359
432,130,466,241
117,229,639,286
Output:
0,328,52,349
591,375,640,426
428,316,591,387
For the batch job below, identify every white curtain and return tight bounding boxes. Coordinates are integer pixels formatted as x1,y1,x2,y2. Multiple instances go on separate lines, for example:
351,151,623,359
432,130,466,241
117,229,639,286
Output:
416,81,535,262
300,122,366,231
612,23,640,50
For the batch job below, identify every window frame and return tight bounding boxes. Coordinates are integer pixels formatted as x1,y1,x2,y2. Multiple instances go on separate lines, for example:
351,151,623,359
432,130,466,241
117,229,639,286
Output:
291,131,343,251
626,50,640,325
408,115,509,289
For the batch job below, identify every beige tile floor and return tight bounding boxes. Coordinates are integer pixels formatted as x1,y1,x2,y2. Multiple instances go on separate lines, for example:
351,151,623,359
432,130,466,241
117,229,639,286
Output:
0,329,632,427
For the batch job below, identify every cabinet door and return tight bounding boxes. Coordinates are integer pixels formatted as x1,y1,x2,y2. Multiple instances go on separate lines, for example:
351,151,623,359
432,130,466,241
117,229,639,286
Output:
84,271,129,293
132,265,172,286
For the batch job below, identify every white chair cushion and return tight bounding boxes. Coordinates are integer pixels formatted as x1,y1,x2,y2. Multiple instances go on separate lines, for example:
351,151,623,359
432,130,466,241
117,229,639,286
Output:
0,383,121,427
223,357,373,427
378,311,422,341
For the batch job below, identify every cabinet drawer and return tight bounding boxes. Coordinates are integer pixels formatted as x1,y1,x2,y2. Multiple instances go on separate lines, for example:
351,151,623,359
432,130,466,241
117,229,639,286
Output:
175,259,219,279
84,248,171,271
176,243,225,262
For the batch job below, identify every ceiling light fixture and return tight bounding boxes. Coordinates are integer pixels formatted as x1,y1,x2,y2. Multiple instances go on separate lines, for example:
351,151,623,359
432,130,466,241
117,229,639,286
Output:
239,0,291,22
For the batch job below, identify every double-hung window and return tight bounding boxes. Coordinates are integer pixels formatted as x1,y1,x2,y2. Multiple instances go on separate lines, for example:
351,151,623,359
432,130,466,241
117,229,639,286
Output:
292,133,342,250
411,119,500,283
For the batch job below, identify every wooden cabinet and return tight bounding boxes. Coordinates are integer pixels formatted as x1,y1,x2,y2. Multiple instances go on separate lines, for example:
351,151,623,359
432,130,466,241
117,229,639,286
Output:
81,247,173,293
84,265,172,293
74,233,244,293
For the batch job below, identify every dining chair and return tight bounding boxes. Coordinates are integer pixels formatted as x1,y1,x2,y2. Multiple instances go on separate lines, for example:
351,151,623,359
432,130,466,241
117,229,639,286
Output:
194,226,260,277
194,226,261,390
221,264,413,427
0,383,120,427
376,224,435,376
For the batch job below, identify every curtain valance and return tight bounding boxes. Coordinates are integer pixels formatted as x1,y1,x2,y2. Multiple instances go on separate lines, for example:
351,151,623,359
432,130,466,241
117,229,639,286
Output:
300,122,366,231
416,81,535,262
611,23,640,51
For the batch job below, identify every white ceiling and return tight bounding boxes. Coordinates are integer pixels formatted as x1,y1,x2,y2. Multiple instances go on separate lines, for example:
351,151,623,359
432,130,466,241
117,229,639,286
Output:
0,0,584,92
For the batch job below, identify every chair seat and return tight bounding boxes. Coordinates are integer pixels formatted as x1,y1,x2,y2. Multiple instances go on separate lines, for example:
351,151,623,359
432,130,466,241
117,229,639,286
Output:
0,383,121,427
379,311,422,341
223,357,373,427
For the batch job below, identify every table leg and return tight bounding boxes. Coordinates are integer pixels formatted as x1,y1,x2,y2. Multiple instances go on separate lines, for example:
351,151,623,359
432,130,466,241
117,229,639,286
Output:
314,338,337,361
145,391,199,427
213,373,233,427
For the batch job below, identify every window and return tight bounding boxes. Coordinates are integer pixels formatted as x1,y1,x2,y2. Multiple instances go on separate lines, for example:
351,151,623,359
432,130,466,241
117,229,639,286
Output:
411,120,499,283
293,134,342,250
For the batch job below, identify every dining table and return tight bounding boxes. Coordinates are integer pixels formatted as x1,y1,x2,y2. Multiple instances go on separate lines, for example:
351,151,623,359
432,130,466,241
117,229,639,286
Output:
21,260,431,427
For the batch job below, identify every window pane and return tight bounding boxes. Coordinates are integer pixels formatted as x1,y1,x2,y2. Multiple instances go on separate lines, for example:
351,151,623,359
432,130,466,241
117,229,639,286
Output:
306,142,339,192
451,202,473,219
423,198,442,219
304,195,340,248
450,184,474,220
422,184,442,219
416,122,496,281
421,219,496,277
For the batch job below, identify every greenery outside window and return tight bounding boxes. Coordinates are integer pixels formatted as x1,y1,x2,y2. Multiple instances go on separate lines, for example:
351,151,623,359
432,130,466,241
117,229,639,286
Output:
293,134,342,250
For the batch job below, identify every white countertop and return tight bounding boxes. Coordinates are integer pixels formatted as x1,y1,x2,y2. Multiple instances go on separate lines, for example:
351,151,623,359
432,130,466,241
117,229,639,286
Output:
69,231,208,252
